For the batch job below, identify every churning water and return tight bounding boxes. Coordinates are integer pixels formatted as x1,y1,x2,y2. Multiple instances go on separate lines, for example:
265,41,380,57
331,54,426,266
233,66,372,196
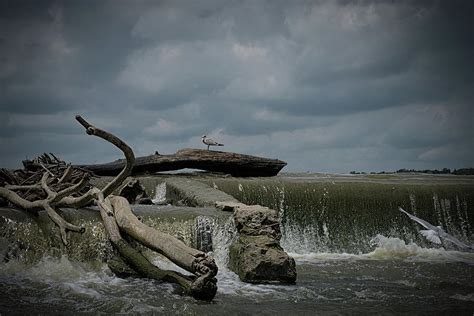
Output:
1,174,474,314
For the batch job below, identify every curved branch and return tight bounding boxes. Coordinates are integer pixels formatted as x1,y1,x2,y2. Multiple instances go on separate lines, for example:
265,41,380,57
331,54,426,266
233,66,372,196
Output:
40,173,55,198
6,115,136,211
1,115,217,299
52,175,88,203
75,115,135,198
5,184,41,191
2,115,135,246
2,170,85,245
57,187,99,208
0,187,43,211
42,202,84,245
41,172,88,204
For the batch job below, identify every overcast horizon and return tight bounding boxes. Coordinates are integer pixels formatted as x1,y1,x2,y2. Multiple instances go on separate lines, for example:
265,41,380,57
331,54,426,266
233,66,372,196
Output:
0,0,473,173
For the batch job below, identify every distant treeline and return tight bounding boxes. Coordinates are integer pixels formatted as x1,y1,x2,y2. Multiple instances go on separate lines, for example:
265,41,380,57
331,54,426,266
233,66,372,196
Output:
350,168,474,175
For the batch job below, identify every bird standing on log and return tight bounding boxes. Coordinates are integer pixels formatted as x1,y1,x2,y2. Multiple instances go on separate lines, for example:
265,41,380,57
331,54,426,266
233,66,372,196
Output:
201,135,224,150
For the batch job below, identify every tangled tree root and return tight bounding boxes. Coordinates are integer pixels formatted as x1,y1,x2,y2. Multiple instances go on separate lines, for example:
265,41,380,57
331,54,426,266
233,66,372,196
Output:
0,115,218,301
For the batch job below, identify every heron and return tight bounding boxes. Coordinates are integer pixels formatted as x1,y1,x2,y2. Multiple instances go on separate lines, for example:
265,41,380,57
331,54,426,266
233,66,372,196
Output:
399,207,472,251
201,135,224,151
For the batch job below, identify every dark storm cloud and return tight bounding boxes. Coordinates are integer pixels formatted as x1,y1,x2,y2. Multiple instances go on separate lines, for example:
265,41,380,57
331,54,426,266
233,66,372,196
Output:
0,0,472,172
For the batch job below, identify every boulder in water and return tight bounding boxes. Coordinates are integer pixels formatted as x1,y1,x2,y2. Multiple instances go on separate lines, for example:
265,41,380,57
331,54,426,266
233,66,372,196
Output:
229,235,296,284
220,201,296,283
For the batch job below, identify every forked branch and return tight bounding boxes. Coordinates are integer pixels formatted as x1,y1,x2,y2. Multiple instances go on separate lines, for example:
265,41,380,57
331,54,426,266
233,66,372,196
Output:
0,115,134,242
0,115,218,300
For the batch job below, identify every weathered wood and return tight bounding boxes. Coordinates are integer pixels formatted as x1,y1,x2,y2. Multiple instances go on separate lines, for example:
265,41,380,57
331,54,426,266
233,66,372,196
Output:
1,116,219,300
96,195,217,301
157,177,297,284
77,148,286,177
111,196,217,276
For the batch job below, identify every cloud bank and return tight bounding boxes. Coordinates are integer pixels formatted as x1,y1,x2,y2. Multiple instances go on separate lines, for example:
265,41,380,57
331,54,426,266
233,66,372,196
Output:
1,0,472,172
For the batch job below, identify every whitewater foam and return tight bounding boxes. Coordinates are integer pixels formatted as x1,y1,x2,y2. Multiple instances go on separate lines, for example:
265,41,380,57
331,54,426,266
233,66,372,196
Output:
287,235,474,264
152,182,167,204
451,293,474,302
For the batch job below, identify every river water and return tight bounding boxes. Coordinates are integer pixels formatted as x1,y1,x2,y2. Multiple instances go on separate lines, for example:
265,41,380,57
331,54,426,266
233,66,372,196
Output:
1,174,474,314
1,238,473,314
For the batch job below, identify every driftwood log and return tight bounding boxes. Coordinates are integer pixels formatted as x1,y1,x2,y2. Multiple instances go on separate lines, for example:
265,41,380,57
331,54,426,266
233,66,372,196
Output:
0,116,218,300
76,149,287,177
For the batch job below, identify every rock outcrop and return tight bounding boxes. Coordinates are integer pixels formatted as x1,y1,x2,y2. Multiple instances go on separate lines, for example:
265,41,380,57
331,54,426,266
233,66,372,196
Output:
217,202,296,284
229,235,296,283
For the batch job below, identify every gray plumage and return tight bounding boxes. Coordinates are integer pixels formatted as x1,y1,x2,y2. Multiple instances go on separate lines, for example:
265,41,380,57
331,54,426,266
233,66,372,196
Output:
201,135,224,150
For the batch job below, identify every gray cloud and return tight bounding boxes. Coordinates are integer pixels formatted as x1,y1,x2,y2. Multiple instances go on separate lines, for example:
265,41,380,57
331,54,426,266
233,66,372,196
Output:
0,0,472,172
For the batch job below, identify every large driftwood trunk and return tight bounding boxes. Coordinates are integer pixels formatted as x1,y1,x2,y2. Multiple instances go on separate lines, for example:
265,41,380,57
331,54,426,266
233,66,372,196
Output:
77,149,287,177
1,116,218,301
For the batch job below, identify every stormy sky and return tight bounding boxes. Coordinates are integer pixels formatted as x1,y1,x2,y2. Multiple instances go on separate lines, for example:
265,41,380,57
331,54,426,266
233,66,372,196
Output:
0,0,473,173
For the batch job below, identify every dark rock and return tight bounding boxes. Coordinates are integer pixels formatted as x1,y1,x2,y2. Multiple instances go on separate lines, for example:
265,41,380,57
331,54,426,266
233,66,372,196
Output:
229,235,296,284
232,203,281,240
136,197,154,205
119,178,150,204
220,201,296,284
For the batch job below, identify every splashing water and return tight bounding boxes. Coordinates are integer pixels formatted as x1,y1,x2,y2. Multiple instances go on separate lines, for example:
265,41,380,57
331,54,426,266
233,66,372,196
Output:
2,175,474,314
152,182,167,204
